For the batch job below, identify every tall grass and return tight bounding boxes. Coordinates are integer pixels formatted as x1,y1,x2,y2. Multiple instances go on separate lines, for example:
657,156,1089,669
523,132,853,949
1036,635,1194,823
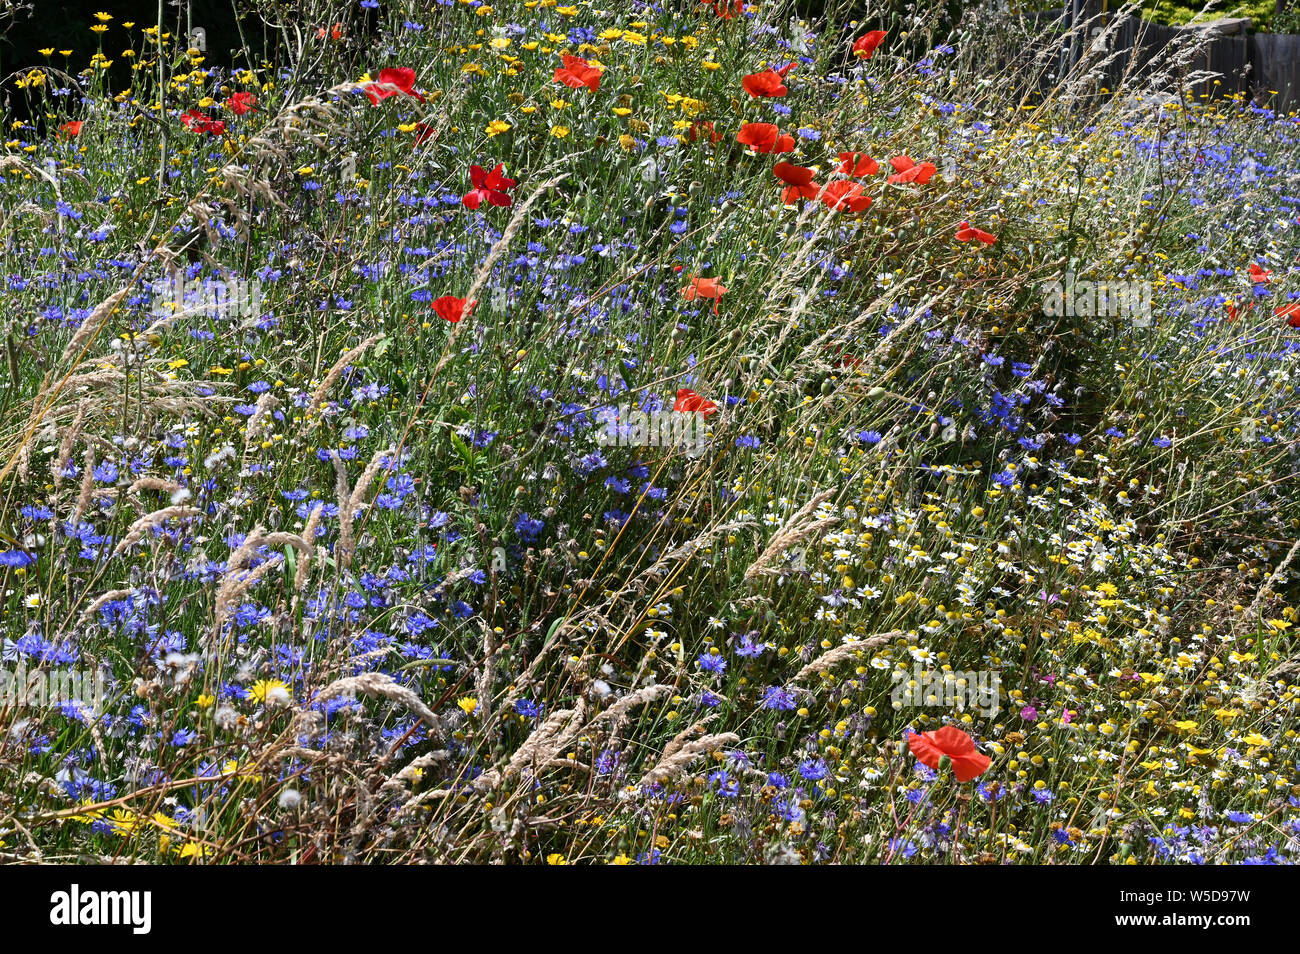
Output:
0,0,1297,864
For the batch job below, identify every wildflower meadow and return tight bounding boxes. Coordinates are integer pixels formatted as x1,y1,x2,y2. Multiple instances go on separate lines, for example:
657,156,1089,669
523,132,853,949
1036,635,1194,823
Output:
1,0,1299,885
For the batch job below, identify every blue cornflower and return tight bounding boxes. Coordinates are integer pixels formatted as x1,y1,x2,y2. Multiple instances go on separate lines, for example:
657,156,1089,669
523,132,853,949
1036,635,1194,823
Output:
697,653,727,674
763,685,796,710
514,512,545,543
799,758,828,781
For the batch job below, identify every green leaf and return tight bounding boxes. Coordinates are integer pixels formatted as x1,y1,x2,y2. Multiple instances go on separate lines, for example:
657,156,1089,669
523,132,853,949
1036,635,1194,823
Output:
449,431,475,467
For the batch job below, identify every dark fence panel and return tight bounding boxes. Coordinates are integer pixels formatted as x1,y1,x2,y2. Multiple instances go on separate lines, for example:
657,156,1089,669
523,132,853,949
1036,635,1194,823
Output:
1118,19,1252,101
1042,12,1298,113
1253,33,1300,112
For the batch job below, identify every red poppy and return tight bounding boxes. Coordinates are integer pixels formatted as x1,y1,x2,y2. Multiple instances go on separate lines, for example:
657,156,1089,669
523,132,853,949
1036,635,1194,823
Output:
462,163,517,209
363,67,426,105
773,162,820,203
1225,300,1247,322
736,122,795,154
674,388,719,416
907,726,991,782
181,110,225,135
1276,302,1300,328
742,63,795,98
701,0,745,17
412,122,436,145
688,120,723,144
821,180,872,213
837,151,878,176
955,221,997,245
224,92,257,115
554,54,603,92
317,22,345,40
58,120,83,138
820,344,864,367
887,155,937,185
852,30,887,59
433,296,475,323
681,275,728,313
1249,262,1273,284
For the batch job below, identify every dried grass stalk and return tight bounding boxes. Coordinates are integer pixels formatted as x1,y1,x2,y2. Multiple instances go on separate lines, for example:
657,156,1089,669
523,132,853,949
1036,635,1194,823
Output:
792,631,902,683
110,506,202,559
307,335,381,424
640,733,740,787
313,671,440,730
744,490,839,581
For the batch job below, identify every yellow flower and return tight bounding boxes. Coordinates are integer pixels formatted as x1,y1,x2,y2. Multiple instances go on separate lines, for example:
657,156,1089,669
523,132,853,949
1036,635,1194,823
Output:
90,24,108,33
457,696,478,715
546,853,567,864
109,809,140,833
551,125,570,138
72,801,106,824
38,48,54,56
611,854,632,864
612,107,631,117
94,11,112,20
249,678,288,704
486,119,511,137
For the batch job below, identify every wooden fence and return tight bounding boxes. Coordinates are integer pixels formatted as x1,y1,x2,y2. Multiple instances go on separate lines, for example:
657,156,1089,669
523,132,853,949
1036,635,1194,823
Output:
1047,12,1300,113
